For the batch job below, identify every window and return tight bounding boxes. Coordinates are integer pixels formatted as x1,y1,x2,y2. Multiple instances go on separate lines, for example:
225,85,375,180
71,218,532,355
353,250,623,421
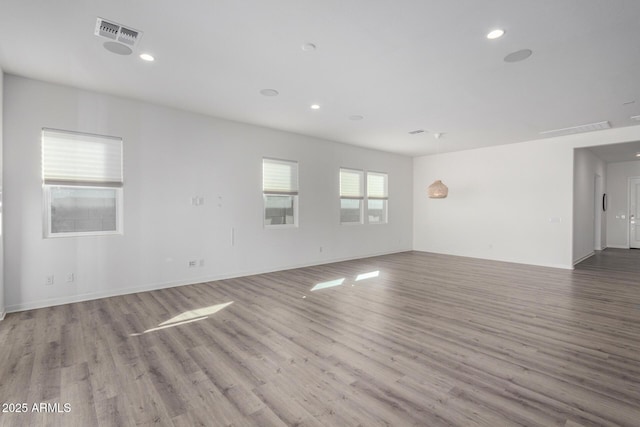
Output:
42,129,123,237
339,169,389,225
367,172,388,224
340,168,364,224
263,158,298,227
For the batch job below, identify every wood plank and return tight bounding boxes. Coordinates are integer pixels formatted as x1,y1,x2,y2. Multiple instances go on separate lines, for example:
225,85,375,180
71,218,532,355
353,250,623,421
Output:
1,249,640,426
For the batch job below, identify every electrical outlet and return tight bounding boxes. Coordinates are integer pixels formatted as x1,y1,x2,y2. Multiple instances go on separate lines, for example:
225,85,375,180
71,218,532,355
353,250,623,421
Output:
66,273,75,283
188,260,197,268
46,275,54,286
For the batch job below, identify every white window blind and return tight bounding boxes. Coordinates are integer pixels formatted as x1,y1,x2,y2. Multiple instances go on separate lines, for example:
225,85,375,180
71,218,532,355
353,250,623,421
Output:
42,129,123,186
367,172,388,199
340,168,363,199
263,158,299,195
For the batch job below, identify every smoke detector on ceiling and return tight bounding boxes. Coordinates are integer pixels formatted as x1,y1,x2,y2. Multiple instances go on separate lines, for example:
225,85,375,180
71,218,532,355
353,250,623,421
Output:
95,17,143,55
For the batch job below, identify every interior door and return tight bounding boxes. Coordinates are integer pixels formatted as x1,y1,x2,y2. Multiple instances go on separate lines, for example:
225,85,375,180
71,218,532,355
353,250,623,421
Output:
631,177,640,249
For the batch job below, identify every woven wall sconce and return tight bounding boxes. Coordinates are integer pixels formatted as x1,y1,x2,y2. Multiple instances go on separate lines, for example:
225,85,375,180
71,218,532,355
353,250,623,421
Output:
427,180,448,198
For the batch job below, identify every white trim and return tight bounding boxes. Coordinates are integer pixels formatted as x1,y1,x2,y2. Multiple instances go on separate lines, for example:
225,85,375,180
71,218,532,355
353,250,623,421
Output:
625,176,637,249
0,311,5,321
594,173,602,252
629,176,640,249
5,248,411,313
263,194,299,228
607,244,630,249
366,198,388,225
573,251,595,265
43,185,124,238
340,198,364,225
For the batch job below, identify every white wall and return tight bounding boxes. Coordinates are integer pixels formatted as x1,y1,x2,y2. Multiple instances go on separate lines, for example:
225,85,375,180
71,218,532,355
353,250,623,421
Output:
413,125,640,269
606,160,640,248
4,75,413,312
573,148,606,264
0,69,4,320
414,139,573,269
573,148,606,263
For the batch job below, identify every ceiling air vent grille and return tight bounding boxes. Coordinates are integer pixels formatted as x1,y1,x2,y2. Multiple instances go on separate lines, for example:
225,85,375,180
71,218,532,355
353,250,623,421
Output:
539,121,611,138
95,18,142,47
409,129,425,135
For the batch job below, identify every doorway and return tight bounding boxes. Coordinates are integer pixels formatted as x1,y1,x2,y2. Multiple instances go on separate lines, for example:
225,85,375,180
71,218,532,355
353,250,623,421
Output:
630,177,640,249
594,174,603,251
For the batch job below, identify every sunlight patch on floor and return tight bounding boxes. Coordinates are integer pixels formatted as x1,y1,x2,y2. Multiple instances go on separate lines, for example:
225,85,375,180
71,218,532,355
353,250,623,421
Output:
160,301,234,326
130,301,234,336
311,278,345,291
355,270,379,281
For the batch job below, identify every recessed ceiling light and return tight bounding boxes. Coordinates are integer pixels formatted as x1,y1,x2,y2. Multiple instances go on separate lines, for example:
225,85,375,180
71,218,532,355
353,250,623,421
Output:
636,153,640,158
504,49,533,63
349,115,364,121
487,29,505,40
631,115,640,121
302,43,317,52
310,104,321,110
139,53,155,62
260,89,279,97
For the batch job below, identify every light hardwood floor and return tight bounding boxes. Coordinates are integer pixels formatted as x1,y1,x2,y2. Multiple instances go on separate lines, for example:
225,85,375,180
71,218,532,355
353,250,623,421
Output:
1,250,640,426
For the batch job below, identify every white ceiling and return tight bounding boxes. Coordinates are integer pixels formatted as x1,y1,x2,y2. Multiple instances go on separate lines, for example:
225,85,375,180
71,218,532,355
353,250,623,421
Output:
1,0,640,157
588,141,640,163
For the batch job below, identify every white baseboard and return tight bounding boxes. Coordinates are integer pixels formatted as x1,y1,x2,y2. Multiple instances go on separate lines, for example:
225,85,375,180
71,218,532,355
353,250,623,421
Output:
0,310,5,321
5,247,412,313
573,251,595,265
606,244,629,249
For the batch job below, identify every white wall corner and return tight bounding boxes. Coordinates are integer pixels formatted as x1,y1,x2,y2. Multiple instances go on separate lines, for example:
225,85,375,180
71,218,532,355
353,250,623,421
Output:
573,251,595,265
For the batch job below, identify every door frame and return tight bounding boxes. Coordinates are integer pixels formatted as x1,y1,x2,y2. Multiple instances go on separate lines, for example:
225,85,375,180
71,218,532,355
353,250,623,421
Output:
629,176,640,249
594,174,603,250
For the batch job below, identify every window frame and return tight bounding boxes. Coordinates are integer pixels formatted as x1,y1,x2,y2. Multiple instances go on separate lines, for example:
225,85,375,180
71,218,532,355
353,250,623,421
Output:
339,168,364,225
41,128,124,238
262,157,299,228
366,171,389,225
43,184,124,238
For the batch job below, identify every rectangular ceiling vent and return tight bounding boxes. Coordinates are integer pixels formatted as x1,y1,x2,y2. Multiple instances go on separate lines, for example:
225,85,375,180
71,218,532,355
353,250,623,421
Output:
94,17,142,47
539,121,611,138
409,129,425,135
